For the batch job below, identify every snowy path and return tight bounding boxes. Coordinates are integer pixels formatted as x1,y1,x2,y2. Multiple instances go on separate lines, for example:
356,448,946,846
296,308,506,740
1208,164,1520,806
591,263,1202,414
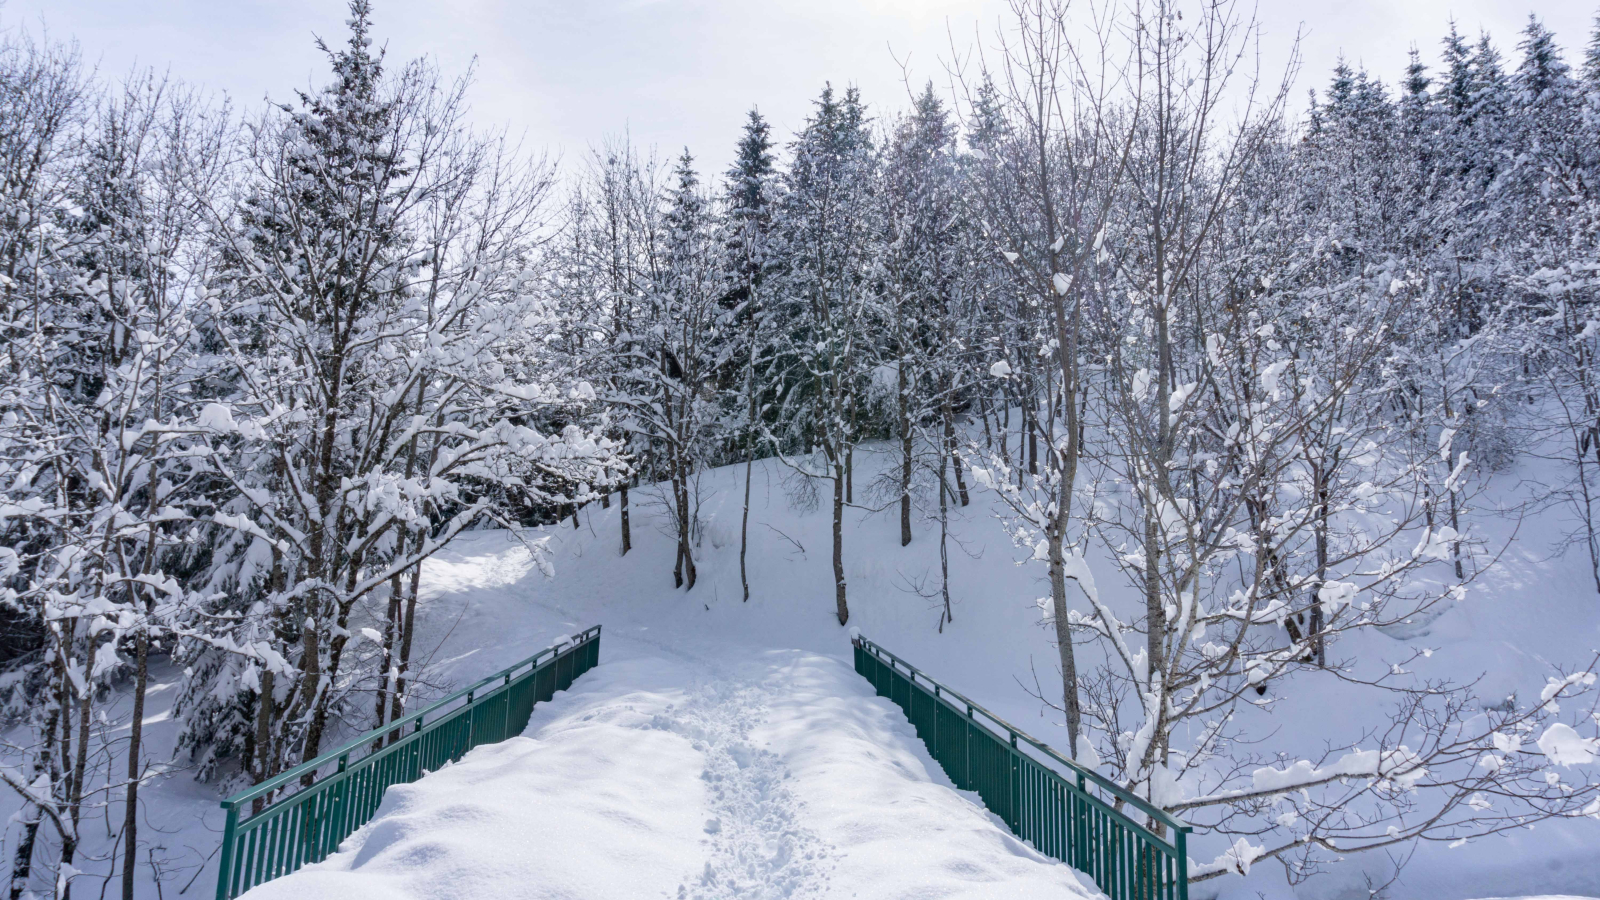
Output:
241,640,1099,900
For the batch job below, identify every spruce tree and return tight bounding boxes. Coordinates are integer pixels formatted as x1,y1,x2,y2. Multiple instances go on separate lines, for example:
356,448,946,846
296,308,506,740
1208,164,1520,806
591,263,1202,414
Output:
775,83,880,625
724,109,777,601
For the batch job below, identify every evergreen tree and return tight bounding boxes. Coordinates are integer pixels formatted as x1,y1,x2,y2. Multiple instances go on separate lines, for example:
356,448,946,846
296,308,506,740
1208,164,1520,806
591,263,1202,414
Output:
653,149,723,590
773,83,881,625
1440,22,1474,120
723,108,778,601
175,0,622,787
882,84,962,553
1581,15,1600,174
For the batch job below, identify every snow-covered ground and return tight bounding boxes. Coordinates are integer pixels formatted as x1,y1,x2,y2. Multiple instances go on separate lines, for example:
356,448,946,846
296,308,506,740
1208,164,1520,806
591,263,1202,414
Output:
243,644,1098,900
4,443,1599,899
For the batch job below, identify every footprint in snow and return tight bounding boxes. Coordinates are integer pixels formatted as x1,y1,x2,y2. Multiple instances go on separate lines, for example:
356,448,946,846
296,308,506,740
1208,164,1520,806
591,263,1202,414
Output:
667,676,835,900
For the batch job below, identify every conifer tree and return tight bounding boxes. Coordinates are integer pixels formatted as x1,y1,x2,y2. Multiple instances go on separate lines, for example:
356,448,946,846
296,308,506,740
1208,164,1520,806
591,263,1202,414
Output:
724,109,777,601
175,0,622,784
773,84,880,625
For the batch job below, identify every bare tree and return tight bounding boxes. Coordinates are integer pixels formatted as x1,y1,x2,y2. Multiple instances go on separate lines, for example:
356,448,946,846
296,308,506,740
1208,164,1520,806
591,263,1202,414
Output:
961,0,1140,756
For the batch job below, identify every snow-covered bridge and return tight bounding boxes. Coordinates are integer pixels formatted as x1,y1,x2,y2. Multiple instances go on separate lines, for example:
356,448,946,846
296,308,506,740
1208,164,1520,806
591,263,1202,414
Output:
227,636,1102,900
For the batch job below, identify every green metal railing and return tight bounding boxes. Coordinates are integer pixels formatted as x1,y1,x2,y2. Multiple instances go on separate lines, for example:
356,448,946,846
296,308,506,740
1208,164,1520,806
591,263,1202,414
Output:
853,635,1190,900
215,626,602,899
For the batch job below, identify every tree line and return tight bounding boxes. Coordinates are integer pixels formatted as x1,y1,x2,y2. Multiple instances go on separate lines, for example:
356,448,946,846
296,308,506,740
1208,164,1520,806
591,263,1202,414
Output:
2,0,1599,893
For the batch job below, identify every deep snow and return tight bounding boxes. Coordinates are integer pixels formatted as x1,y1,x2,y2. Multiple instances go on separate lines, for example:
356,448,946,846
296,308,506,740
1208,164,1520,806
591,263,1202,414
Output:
4,441,1599,899
242,645,1099,900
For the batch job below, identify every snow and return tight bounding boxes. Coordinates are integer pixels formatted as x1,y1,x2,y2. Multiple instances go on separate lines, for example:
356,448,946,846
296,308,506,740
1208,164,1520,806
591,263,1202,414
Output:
5,441,1599,900
196,402,237,432
242,648,1096,900
1537,724,1599,767
381,445,1600,900
1168,381,1196,412
1315,579,1358,614
1258,359,1291,398
1194,838,1263,879
1246,747,1425,795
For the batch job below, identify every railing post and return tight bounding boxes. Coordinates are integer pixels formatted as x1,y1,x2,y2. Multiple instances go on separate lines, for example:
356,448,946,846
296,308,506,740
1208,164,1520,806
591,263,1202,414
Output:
1077,771,1088,871
965,704,975,792
1175,826,1189,900
504,670,515,736
333,753,350,854
1009,732,1020,833
215,801,238,900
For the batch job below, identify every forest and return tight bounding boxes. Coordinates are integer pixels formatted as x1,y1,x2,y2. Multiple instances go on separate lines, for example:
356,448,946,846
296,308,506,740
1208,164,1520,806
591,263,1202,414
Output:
1,0,1599,896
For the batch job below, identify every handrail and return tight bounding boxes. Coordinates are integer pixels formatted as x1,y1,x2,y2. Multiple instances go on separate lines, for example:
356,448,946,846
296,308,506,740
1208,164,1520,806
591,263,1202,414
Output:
854,634,1191,840
224,625,601,809
215,626,602,899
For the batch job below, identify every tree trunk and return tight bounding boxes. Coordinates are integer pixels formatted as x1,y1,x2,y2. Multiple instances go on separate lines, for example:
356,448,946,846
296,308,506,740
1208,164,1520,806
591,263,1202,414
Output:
1027,401,1038,476
120,632,148,900
1448,487,1464,581
8,682,60,900
619,485,631,555
943,400,969,507
297,622,322,784
1047,529,1081,757
1000,391,1011,469
1578,432,1600,594
62,636,92,900
1144,509,1165,693
845,445,854,505
676,460,697,590
374,578,401,740
741,331,758,601
740,457,754,601
388,554,422,742
7,805,40,900
1311,458,1330,667
253,669,275,813
938,441,952,630
899,366,913,547
833,465,849,625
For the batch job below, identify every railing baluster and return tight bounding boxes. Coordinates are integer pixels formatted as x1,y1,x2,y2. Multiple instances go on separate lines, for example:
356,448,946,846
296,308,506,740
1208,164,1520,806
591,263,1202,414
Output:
852,635,1187,900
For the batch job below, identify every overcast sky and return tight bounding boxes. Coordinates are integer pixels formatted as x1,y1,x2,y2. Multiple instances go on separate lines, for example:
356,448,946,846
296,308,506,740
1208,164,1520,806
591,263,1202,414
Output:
3,0,1593,177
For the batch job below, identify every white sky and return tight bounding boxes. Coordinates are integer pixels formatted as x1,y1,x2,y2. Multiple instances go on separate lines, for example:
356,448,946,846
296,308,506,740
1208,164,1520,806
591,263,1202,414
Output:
3,0,1593,177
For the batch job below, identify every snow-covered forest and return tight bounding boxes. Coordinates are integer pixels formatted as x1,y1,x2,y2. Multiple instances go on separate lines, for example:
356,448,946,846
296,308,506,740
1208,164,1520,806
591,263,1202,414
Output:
2,0,1599,897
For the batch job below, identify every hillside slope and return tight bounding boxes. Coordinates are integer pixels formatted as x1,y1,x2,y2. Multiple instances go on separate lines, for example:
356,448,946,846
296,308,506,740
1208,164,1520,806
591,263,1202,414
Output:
5,443,1597,899
395,444,1600,900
